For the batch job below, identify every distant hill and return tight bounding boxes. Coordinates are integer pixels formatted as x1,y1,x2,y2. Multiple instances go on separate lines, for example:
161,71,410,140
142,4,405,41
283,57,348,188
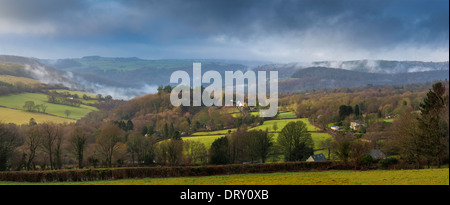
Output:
38,56,250,97
1,55,155,99
3,55,449,97
309,60,449,74
254,60,449,78
278,66,449,92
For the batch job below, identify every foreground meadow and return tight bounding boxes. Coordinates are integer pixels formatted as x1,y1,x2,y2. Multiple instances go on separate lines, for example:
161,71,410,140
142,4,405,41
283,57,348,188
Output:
1,168,448,185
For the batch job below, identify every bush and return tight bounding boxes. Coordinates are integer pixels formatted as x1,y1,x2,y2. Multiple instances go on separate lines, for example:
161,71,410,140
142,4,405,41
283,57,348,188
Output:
378,157,399,168
360,154,374,166
0,161,335,182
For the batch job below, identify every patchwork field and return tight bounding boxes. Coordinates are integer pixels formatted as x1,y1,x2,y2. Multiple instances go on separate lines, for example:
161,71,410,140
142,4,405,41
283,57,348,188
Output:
49,89,99,104
0,107,75,124
184,118,332,158
0,93,98,120
2,168,447,185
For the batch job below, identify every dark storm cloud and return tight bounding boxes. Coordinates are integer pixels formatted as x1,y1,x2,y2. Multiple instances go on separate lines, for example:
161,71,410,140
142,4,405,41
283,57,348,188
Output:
0,0,448,61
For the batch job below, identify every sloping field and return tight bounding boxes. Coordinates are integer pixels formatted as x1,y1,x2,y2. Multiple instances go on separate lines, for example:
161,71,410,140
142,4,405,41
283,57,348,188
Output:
0,107,75,124
249,118,320,132
0,93,98,120
182,135,226,148
276,112,297,119
0,75,42,85
49,89,99,104
186,118,331,156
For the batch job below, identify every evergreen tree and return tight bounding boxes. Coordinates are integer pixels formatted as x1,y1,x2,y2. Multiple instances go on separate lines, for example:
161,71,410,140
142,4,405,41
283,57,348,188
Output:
354,104,360,116
209,137,230,164
126,119,134,131
417,82,447,168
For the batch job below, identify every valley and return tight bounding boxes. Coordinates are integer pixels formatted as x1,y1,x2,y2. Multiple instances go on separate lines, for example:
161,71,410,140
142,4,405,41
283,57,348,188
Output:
0,55,448,186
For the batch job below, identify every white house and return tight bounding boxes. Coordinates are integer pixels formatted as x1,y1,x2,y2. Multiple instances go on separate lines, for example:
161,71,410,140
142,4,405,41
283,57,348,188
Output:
330,125,339,131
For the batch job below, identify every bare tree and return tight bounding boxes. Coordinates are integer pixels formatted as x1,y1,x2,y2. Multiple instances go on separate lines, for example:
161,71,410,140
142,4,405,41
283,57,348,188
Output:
69,127,88,168
96,122,124,167
0,123,23,171
127,131,156,165
24,125,42,170
39,123,63,170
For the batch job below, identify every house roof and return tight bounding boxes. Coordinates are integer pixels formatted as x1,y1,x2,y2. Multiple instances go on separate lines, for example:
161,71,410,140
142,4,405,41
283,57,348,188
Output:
369,149,386,159
308,153,327,161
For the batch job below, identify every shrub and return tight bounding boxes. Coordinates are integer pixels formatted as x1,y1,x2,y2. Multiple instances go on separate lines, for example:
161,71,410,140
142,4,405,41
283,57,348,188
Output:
360,154,374,166
378,157,399,168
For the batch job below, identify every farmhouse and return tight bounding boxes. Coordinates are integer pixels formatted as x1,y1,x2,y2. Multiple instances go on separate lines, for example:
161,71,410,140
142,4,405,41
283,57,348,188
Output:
330,125,339,131
306,153,327,162
350,120,366,131
369,149,386,159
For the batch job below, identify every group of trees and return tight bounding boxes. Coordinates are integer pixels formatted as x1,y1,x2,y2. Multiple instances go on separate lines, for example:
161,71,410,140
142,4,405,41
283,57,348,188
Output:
0,118,269,170
0,81,43,96
314,82,449,168
23,101,48,114
47,93,82,107
386,82,449,168
282,83,436,130
209,121,315,165
209,129,275,164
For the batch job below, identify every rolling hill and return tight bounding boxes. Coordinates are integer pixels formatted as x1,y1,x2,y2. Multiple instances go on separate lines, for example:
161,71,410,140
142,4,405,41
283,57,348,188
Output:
0,57,101,124
3,54,449,98
278,66,449,92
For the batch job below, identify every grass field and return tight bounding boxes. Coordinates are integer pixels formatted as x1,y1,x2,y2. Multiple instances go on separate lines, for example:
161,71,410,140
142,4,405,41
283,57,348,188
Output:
49,89,98,99
49,89,99,104
384,119,394,123
2,168,447,185
0,75,42,85
0,93,98,120
185,118,331,157
0,107,75,124
182,135,226,148
192,129,236,136
249,118,320,132
191,118,320,136
276,112,297,119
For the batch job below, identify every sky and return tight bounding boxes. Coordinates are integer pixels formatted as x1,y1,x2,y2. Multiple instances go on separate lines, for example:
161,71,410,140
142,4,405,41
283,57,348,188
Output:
0,0,448,63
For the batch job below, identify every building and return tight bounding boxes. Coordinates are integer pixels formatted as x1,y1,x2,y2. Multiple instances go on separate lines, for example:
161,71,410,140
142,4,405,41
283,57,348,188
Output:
306,153,327,162
369,149,386,159
330,125,339,131
350,120,361,131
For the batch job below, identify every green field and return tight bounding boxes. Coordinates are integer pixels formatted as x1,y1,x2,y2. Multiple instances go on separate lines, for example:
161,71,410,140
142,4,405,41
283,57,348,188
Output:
384,119,394,123
182,135,226,148
191,118,320,136
0,107,76,124
49,89,99,104
192,129,236,136
2,168,447,185
276,112,297,119
185,118,331,158
249,118,320,132
0,75,42,86
0,93,98,120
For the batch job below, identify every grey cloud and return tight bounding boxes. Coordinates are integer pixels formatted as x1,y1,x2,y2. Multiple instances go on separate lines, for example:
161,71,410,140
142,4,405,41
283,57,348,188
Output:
0,0,448,61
